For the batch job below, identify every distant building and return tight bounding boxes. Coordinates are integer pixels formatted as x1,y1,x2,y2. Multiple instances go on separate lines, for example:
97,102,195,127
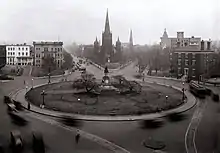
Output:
6,44,32,66
0,45,6,69
33,41,63,68
170,40,218,81
160,29,201,50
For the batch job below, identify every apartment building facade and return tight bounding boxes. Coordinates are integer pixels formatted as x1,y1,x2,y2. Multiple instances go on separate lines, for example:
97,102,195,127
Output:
33,41,63,68
0,45,6,69
170,40,218,81
6,44,32,66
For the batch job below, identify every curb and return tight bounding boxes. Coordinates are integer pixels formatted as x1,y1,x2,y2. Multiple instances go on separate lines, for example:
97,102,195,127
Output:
32,70,71,80
11,79,197,121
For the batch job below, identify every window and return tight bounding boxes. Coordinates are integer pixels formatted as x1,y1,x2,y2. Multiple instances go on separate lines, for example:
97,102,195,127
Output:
192,60,196,66
57,48,60,51
18,47,20,50
44,47,48,51
13,52,15,55
55,48,57,51
26,52,28,56
22,47,24,50
26,48,28,50
192,69,196,77
185,53,188,58
185,60,189,66
60,48,62,51
178,67,181,75
178,59,181,65
18,52,20,56
178,53,181,58
13,47,15,50
192,53,195,59
51,48,53,51
22,52,24,56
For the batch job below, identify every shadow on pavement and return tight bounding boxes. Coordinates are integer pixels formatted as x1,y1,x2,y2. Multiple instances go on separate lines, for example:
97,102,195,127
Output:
8,112,28,127
57,116,83,128
166,112,188,122
139,119,164,129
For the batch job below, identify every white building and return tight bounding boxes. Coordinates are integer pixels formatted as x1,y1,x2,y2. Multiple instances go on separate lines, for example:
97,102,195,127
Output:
6,44,32,66
160,29,201,50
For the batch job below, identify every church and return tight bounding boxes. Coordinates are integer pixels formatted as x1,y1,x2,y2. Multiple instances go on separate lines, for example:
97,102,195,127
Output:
93,10,133,65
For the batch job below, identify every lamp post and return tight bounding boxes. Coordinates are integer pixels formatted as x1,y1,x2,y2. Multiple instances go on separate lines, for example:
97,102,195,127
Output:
41,90,47,107
182,82,185,101
31,78,34,89
48,67,51,84
165,95,168,103
25,86,28,94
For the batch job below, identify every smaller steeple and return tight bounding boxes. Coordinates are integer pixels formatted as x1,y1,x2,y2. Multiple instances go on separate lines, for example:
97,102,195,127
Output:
94,37,99,45
117,37,120,43
129,29,133,46
162,28,168,38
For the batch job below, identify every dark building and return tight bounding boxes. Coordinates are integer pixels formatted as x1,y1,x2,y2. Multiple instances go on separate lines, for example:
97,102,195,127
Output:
170,40,218,81
101,10,113,63
0,45,6,70
92,10,123,65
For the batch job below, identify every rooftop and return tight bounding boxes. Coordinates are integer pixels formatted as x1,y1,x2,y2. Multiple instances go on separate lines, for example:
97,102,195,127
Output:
33,41,63,45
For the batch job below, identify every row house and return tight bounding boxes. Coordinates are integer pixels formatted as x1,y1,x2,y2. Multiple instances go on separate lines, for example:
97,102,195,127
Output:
33,41,64,68
6,44,32,66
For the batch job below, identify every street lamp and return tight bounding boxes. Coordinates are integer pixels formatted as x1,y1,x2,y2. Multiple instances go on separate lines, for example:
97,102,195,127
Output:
48,67,51,84
31,78,34,89
182,82,185,101
165,95,168,103
41,90,47,107
25,86,28,94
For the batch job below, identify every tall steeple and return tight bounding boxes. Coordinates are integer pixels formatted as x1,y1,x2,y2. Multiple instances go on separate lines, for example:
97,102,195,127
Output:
129,29,133,46
104,9,110,33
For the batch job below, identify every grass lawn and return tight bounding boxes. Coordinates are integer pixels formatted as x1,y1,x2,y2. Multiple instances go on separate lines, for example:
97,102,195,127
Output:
26,81,183,116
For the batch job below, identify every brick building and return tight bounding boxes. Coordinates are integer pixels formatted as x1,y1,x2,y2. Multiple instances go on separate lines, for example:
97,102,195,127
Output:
0,45,6,69
170,40,218,81
33,41,63,68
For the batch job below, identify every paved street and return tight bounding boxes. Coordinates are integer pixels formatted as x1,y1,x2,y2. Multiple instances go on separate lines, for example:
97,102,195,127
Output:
75,63,195,153
0,73,111,153
1,62,210,153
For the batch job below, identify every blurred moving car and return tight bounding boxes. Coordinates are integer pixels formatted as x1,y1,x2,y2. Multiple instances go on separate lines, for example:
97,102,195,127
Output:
0,74,14,80
10,130,23,151
32,132,45,153
7,103,17,112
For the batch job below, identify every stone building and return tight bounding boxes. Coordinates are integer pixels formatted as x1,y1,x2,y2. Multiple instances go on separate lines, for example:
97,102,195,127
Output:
6,44,32,66
0,45,6,69
33,41,63,68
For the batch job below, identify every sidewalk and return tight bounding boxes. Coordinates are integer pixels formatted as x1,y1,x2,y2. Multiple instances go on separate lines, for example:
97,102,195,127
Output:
11,80,196,121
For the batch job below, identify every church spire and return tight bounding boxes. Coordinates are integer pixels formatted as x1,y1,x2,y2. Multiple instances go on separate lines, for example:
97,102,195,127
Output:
129,29,133,46
104,9,110,33
162,28,168,38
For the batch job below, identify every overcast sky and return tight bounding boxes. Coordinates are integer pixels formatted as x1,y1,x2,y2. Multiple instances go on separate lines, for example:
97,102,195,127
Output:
0,0,219,45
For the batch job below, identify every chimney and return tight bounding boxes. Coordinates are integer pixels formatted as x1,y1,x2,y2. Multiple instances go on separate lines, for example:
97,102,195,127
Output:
201,40,204,50
207,40,211,50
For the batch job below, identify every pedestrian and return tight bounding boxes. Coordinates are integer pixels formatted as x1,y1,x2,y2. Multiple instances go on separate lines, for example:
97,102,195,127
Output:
75,130,80,144
24,80,26,85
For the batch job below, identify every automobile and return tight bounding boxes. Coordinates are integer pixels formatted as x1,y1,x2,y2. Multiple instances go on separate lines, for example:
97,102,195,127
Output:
7,103,17,112
32,132,45,153
78,67,86,72
0,74,14,80
10,130,23,151
4,96,12,104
